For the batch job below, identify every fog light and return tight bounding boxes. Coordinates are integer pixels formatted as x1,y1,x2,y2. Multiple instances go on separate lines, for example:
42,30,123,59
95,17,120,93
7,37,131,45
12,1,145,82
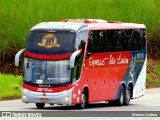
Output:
22,95,27,100
64,96,69,101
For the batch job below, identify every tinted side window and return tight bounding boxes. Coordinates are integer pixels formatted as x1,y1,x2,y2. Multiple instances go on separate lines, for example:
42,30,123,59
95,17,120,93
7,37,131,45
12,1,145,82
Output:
87,29,146,53
139,29,146,50
88,30,108,53
108,30,124,52
126,29,146,51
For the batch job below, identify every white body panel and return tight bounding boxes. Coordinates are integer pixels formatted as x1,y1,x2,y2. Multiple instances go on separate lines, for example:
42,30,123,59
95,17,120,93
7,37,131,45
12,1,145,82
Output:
133,57,147,98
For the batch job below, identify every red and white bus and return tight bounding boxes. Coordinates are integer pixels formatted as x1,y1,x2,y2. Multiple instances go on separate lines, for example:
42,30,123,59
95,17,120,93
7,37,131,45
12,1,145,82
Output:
15,19,147,109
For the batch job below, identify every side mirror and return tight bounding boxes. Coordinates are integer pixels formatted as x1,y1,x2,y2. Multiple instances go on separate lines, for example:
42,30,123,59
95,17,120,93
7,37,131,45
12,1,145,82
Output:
15,49,25,66
70,49,82,68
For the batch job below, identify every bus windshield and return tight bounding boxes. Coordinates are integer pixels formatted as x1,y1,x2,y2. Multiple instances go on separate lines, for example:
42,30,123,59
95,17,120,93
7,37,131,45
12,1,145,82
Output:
26,30,76,54
23,57,71,86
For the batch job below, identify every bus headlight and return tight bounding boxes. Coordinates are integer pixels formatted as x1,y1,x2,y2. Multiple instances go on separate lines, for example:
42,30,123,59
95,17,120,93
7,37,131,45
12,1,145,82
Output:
64,96,70,101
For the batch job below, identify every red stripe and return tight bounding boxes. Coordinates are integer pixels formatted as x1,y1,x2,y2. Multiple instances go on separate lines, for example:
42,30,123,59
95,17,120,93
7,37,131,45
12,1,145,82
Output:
24,51,71,60
22,83,73,93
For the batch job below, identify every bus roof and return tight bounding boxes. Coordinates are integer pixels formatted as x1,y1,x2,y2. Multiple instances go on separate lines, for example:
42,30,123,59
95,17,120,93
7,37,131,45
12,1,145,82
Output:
87,22,146,30
30,21,146,32
30,22,88,32
61,19,146,30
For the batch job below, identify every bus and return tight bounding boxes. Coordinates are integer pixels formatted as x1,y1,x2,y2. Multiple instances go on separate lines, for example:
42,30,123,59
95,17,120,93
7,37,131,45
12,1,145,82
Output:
15,19,147,109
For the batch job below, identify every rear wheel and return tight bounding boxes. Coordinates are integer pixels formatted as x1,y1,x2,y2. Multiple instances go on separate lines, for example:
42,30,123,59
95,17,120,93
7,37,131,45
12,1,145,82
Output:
116,86,125,106
124,86,131,106
76,91,87,109
108,86,125,106
36,103,45,109
49,103,54,105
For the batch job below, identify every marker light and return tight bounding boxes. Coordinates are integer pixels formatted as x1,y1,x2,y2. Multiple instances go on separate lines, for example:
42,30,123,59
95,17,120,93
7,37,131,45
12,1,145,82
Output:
22,95,27,100
62,90,69,94
23,88,28,93
62,89,72,94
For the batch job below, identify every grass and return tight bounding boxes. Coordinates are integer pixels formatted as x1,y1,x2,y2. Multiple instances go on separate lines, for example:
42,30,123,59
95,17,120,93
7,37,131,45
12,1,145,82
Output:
146,74,160,88
146,62,160,88
0,0,160,52
154,64,160,75
0,73,22,100
0,0,160,74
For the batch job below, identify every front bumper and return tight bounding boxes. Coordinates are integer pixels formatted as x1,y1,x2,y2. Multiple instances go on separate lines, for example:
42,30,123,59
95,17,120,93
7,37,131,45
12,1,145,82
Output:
22,88,72,105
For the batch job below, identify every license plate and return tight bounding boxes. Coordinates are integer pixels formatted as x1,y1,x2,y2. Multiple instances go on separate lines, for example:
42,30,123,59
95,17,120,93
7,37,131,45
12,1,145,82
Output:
40,98,48,102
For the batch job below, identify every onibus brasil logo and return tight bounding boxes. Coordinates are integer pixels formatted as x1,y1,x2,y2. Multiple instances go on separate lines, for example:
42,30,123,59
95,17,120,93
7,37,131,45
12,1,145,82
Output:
38,34,60,48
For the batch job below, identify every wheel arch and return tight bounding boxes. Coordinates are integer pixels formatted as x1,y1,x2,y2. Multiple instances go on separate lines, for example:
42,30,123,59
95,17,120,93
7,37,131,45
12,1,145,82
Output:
128,82,134,99
83,86,89,103
115,82,126,99
121,82,126,90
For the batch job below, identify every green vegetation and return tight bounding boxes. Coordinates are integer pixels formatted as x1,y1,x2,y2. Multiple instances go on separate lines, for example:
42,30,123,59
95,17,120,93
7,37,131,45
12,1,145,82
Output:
0,0,160,53
0,74,22,100
154,64,160,75
146,61,160,88
146,74,160,88
0,0,160,74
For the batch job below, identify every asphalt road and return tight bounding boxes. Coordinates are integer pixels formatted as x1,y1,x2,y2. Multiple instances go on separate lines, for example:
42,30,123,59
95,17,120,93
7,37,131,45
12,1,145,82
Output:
0,88,160,111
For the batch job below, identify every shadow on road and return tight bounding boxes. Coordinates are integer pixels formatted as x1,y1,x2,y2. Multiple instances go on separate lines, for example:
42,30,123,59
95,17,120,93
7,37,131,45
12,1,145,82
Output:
28,102,135,110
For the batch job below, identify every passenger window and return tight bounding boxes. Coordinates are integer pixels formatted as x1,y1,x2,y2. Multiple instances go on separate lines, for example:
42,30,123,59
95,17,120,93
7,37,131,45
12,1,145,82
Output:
87,29,146,53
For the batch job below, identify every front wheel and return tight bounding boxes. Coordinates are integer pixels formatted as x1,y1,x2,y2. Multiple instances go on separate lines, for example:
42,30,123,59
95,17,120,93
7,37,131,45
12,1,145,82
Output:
49,103,54,105
76,91,87,109
36,103,45,109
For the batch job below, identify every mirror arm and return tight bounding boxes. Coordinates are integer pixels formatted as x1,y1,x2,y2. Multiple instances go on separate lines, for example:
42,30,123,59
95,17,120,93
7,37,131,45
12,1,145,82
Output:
70,49,82,68
15,48,25,66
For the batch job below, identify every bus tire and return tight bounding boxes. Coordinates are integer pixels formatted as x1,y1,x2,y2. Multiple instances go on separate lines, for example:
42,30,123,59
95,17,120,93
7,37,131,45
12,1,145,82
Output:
49,103,54,105
124,86,131,106
76,91,87,109
117,86,125,106
36,103,45,109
